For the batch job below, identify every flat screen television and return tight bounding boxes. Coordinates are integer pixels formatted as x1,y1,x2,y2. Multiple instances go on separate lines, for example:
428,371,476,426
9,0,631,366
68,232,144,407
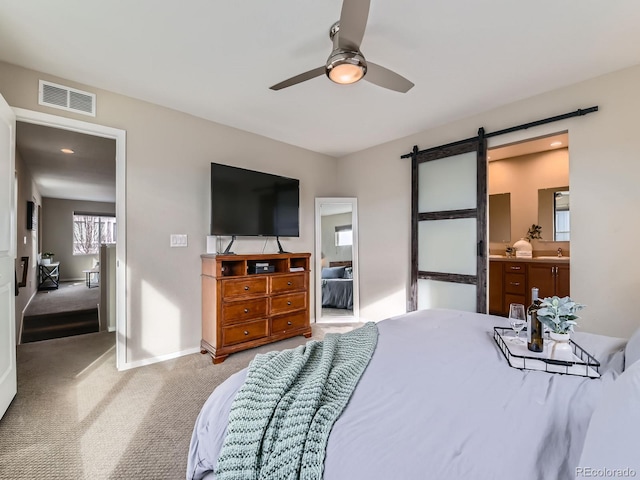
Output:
210,163,300,240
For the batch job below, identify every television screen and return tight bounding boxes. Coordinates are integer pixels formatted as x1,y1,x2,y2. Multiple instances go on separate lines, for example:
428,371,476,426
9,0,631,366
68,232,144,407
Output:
210,163,300,237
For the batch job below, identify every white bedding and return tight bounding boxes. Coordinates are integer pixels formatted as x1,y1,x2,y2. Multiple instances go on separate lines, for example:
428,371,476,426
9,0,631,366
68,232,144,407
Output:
187,309,626,480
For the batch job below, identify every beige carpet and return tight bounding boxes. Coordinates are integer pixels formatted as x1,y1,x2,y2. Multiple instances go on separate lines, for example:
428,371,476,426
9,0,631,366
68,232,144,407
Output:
0,323,361,479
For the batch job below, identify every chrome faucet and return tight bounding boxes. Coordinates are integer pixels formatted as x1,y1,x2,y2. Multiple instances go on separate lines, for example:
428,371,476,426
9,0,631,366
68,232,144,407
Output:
557,248,563,257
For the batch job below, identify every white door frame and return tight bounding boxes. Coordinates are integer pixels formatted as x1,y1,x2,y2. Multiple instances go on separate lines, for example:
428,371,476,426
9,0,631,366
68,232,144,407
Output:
0,94,17,419
13,108,127,370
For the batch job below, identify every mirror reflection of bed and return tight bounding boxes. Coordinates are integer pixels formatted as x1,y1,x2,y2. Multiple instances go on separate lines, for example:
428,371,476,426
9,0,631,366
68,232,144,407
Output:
315,197,359,323
321,260,353,317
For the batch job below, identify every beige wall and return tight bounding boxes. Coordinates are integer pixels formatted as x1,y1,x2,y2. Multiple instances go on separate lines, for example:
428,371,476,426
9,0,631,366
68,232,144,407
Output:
41,197,115,280
337,64,640,339
14,149,41,341
488,148,570,253
0,61,338,365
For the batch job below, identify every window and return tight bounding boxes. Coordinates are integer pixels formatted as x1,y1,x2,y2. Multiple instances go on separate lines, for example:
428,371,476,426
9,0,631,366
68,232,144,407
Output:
73,213,116,255
335,225,352,247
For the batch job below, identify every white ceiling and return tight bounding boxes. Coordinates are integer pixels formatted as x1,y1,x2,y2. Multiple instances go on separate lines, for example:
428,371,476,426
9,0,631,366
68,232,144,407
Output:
16,122,116,202
1,1,640,159
488,132,568,162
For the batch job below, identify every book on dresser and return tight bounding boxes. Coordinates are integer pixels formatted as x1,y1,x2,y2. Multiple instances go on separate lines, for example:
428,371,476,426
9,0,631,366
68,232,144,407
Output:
200,252,312,364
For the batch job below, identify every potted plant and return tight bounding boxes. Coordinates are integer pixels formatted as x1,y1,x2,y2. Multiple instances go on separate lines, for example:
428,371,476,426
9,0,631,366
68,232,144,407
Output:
537,295,584,335
41,252,55,265
525,224,543,242
513,224,542,258
537,296,585,358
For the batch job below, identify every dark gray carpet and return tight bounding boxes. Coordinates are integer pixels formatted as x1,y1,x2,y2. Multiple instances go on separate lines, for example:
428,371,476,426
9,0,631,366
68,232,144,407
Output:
25,281,100,316
0,323,361,479
22,281,100,343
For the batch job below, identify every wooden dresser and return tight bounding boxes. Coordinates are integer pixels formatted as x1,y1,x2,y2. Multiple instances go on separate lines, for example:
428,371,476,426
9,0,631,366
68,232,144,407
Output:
201,252,312,364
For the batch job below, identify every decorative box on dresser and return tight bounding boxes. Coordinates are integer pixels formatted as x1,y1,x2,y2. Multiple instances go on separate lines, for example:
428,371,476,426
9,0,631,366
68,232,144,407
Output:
201,252,312,364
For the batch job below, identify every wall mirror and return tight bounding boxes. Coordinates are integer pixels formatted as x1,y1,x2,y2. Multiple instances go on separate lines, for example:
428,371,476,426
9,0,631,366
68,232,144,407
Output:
314,197,359,323
538,186,570,241
488,193,511,243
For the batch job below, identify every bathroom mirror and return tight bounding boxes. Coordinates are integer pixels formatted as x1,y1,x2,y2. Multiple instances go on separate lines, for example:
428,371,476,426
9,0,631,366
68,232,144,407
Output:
538,186,570,241
314,198,359,323
489,193,511,243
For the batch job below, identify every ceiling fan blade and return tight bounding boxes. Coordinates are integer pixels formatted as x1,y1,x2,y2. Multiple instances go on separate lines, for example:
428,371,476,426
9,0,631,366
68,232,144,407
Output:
269,66,326,91
337,0,371,51
364,62,414,93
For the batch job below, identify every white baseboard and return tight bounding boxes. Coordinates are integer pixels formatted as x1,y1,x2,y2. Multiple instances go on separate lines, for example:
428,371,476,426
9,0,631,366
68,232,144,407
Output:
117,346,201,371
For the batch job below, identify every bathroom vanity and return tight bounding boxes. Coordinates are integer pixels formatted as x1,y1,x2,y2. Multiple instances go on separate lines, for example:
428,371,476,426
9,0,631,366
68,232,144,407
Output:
489,256,570,316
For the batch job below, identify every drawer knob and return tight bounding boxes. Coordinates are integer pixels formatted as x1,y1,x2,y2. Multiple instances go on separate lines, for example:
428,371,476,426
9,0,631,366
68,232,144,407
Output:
287,301,292,306
287,321,292,326
509,282,520,286
244,286,250,291
244,330,249,336
511,266,521,270
244,308,249,313
287,281,292,286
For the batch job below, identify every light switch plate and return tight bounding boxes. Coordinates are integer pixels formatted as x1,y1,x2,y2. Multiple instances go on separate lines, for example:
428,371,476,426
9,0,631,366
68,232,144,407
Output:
170,234,188,247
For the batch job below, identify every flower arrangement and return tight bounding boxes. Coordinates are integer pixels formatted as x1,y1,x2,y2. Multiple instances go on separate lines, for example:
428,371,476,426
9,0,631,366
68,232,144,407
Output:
537,296,585,334
525,224,543,242
42,252,55,258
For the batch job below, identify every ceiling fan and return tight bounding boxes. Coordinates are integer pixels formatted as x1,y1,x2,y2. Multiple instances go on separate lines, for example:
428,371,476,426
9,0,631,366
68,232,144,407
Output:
269,0,414,93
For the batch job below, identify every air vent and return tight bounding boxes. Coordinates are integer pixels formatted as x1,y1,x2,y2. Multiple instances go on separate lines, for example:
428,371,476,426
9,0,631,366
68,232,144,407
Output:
39,80,96,116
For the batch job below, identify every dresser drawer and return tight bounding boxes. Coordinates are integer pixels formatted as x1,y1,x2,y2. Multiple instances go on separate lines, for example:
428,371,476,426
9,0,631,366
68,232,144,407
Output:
271,274,306,294
222,297,268,324
270,292,306,316
504,273,525,295
505,294,526,308
272,312,308,335
222,277,267,298
222,319,268,346
504,262,525,273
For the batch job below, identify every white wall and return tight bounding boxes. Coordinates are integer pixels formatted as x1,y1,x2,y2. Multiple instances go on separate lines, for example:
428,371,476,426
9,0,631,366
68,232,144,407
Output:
0,61,338,366
337,64,640,339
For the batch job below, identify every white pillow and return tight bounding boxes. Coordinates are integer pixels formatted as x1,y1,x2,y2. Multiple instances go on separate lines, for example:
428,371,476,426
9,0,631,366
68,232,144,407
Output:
625,327,640,370
576,360,640,478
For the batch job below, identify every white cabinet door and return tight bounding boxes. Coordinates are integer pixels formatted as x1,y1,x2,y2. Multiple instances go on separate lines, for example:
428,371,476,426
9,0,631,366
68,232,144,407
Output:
0,93,16,420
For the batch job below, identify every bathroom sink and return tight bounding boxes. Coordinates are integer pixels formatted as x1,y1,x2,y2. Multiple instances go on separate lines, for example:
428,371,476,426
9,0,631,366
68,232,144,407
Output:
535,256,570,260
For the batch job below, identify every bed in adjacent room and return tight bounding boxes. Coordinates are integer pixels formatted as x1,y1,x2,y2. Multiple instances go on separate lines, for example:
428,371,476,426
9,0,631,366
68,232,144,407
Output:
187,309,638,480
320,263,353,310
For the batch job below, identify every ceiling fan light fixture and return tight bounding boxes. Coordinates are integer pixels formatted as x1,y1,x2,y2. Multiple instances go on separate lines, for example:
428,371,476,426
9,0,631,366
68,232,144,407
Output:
326,49,367,85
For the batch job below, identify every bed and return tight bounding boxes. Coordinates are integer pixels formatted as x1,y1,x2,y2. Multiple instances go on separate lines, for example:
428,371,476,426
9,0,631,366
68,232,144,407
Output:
321,263,353,310
187,309,639,480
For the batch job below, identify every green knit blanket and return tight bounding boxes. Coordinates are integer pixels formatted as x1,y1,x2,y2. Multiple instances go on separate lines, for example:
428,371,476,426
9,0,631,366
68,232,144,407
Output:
214,322,378,480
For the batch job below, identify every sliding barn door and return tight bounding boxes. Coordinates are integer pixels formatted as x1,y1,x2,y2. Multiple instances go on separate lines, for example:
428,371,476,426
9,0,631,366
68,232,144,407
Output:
409,133,487,313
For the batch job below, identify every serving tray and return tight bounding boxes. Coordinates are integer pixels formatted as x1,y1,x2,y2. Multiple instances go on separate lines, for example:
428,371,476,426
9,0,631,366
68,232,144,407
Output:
493,326,601,378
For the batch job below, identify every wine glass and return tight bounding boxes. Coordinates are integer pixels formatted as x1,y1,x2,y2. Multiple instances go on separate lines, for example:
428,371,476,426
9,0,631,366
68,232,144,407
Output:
508,303,526,344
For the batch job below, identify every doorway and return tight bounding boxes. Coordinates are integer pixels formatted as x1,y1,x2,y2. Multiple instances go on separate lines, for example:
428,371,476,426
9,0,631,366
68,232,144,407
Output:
13,108,126,369
487,131,570,316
